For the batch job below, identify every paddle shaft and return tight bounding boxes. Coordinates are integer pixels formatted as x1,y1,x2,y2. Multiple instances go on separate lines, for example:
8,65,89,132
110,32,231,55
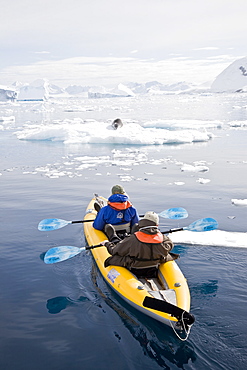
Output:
72,217,182,225
73,215,146,223
161,227,183,234
85,244,102,250
72,219,94,224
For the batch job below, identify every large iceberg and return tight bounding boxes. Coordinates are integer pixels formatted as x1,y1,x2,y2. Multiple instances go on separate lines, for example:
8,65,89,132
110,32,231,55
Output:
17,79,50,101
65,85,90,97
127,81,196,95
88,83,134,98
0,85,17,101
211,57,247,92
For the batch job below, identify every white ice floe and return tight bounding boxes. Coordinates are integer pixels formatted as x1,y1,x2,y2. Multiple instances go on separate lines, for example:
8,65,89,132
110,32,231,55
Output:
181,163,209,172
118,175,133,182
15,119,213,145
228,120,247,128
196,178,211,184
64,106,98,112
0,115,15,122
231,199,247,206
143,119,222,130
170,230,247,248
173,182,185,186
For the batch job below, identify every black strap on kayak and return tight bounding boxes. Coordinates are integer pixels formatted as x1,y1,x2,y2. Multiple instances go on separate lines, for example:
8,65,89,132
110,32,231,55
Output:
143,296,195,326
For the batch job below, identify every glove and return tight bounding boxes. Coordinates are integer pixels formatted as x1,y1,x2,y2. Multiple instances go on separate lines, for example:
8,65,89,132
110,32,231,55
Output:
100,240,109,246
169,252,180,260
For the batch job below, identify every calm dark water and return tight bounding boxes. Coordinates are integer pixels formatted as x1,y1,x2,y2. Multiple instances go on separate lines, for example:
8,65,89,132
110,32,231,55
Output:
0,95,247,369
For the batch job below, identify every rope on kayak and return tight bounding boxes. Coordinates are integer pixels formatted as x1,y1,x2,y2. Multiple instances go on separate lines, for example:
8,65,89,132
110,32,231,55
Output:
169,311,192,341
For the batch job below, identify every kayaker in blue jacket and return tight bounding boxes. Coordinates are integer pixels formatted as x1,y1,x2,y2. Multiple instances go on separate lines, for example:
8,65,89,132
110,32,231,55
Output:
93,185,139,242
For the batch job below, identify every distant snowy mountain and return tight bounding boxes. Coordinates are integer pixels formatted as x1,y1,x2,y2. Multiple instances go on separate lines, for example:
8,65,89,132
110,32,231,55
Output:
211,57,247,92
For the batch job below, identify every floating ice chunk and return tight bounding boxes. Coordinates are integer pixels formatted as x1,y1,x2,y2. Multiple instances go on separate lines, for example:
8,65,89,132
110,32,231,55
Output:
64,106,96,112
170,229,247,248
181,164,209,172
76,164,96,170
174,182,185,186
119,175,133,182
120,167,132,171
0,115,15,122
14,120,213,145
231,199,247,206
143,119,222,129
194,160,212,166
45,171,67,178
150,159,164,165
229,120,247,128
35,166,49,172
196,178,211,184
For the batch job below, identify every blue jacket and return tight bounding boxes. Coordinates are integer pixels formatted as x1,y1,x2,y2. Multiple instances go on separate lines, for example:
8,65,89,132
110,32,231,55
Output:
93,194,139,231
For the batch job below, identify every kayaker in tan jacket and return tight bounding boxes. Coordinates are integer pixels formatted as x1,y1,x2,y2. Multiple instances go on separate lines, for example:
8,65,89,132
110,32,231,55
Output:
102,211,175,278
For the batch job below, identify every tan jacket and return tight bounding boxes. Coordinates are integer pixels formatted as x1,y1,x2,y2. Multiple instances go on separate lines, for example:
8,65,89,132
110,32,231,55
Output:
104,219,173,269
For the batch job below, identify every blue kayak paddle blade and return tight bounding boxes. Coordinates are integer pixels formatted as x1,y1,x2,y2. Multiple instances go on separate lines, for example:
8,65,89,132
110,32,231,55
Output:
186,217,218,232
38,218,72,231
159,207,188,219
44,246,84,264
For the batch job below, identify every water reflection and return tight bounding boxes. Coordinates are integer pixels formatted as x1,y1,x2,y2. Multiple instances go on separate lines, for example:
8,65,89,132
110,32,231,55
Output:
90,264,197,369
45,263,197,369
190,280,218,299
46,296,89,314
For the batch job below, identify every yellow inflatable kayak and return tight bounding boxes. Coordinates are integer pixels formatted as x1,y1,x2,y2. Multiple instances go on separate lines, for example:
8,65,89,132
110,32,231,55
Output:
83,195,195,339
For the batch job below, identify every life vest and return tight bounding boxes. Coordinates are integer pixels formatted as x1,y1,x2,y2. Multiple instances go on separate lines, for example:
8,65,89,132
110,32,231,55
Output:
135,230,163,244
108,200,132,211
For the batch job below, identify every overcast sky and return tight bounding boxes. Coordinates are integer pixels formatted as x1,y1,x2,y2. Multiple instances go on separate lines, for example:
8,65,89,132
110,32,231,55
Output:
0,0,246,87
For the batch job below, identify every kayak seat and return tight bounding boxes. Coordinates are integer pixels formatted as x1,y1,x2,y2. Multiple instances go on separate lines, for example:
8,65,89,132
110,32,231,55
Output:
159,289,177,305
139,278,177,305
139,277,164,291
147,289,177,306
94,202,101,212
